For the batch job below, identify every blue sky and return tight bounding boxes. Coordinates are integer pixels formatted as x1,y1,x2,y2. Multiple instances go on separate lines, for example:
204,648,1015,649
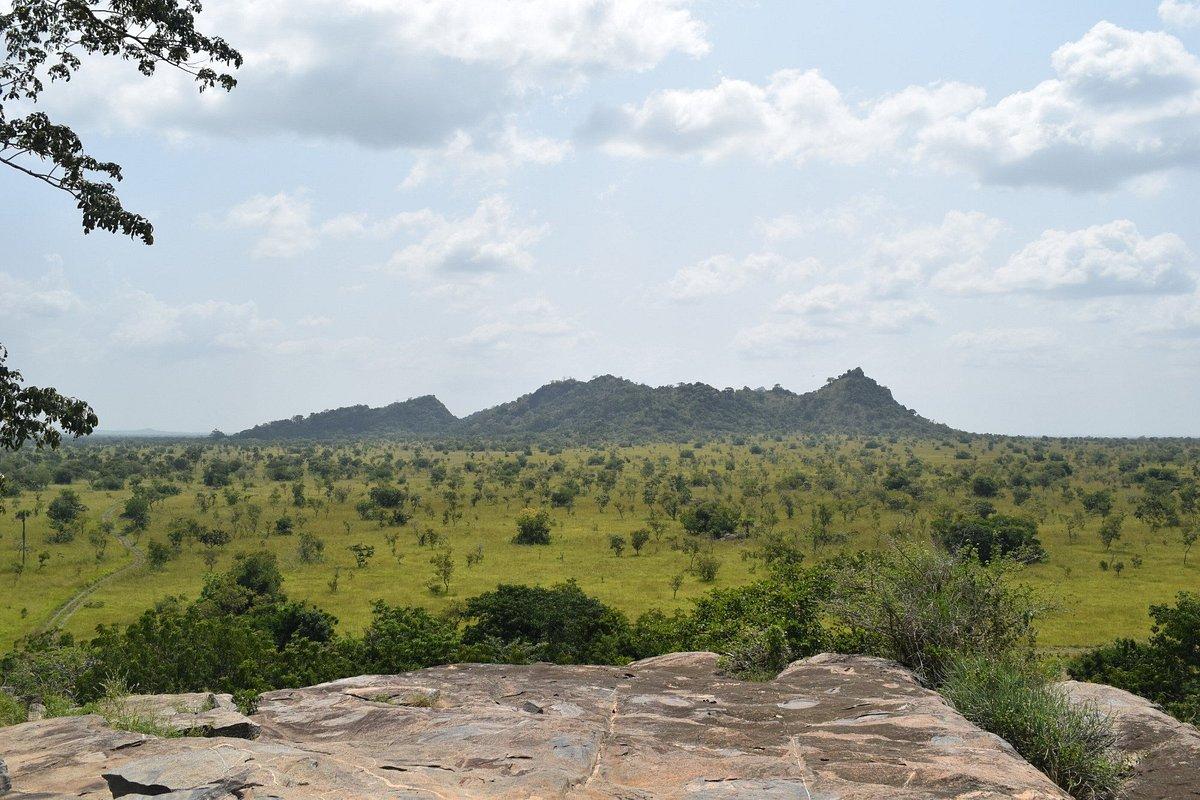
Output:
3,0,1200,436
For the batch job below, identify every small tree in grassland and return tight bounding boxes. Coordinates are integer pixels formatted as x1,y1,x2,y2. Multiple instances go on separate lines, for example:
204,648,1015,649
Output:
431,547,454,594
609,534,626,557
513,508,552,545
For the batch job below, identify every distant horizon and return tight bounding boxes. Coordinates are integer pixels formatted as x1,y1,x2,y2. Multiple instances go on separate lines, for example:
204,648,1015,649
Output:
87,368,1200,440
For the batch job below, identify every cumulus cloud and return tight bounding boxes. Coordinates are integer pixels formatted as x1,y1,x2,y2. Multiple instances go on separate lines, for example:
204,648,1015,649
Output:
919,22,1200,190
582,69,981,165
224,191,321,258
948,220,1196,297
384,196,548,279
450,297,581,348
867,211,1005,296
109,292,280,352
0,269,81,318
1160,0,1200,28
590,22,1200,191
53,0,707,153
401,125,572,189
666,252,818,299
735,282,935,355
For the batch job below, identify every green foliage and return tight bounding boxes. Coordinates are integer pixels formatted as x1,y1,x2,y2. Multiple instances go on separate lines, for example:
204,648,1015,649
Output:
828,545,1043,685
680,499,741,538
360,601,458,674
679,576,826,662
942,655,1123,800
0,0,241,242
0,689,25,726
512,508,552,545
0,347,97,451
461,582,631,664
717,624,792,681
934,512,1046,564
1069,592,1200,724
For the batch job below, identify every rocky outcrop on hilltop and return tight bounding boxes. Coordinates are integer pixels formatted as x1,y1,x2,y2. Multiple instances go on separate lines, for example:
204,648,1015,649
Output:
1,654,1197,799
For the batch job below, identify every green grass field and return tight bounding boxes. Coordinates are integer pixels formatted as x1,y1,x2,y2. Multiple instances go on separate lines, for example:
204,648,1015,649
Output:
2,436,1196,653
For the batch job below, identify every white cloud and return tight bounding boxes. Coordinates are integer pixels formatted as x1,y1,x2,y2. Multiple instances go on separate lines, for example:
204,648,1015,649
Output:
868,211,1005,296
224,191,319,258
735,281,935,355
450,297,581,348
947,327,1069,367
0,269,81,318
919,22,1200,190
385,196,548,280
754,194,889,243
109,292,280,352
590,22,1200,191
951,220,1196,296
583,69,981,165
948,327,1062,353
1160,0,1200,28
54,0,707,153
401,125,572,189
666,252,818,299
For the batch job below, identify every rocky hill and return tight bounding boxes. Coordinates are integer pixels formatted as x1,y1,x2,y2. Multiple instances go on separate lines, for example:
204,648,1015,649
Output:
235,367,955,442
2,653,1196,799
235,395,456,440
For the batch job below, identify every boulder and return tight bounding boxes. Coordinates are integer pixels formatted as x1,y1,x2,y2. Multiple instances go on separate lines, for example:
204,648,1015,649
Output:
1060,680,1200,800
0,653,1076,798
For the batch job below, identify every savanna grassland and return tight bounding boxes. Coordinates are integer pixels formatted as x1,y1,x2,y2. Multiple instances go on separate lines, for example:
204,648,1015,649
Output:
1,434,1197,652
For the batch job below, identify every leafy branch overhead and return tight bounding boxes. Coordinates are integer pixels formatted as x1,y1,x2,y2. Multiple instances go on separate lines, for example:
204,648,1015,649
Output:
0,346,97,452
0,0,242,244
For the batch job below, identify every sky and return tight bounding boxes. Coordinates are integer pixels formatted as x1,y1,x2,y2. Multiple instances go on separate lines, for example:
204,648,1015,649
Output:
3,0,1200,437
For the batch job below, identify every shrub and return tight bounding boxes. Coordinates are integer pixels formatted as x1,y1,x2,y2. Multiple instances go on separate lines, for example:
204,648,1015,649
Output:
680,500,741,539
934,513,1046,564
512,508,552,545
717,624,792,681
942,655,1123,800
681,576,826,661
693,553,720,582
0,691,25,726
461,582,631,664
360,602,459,673
828,545,1043,685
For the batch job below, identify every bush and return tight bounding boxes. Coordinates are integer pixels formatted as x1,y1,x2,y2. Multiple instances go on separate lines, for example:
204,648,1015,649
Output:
828,545,1043,685
512,508,552,545
461,582,631,664
0,690,25,726
681,576,826,662
942,655,1123,800
680,500,741,538
717,624,792,681
934,513,1046,564
360,602,458,673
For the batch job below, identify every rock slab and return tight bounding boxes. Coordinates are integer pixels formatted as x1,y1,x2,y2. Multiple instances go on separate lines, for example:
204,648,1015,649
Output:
0,653,1076,799
1061,679,1200,800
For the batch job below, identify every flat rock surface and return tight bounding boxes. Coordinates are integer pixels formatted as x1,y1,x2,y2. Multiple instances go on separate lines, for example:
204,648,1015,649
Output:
1060,679,1200,800
0,653,1074,799
122,692,260,739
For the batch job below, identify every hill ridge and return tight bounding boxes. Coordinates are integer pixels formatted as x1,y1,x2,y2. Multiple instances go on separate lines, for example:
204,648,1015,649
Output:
234,367,955,442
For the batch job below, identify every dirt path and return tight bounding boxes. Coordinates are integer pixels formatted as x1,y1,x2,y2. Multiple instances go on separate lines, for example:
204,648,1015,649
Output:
36,503,144,635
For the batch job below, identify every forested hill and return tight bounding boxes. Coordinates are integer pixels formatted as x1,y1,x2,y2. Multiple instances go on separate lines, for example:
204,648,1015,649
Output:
234,368,956,442
235,395,456,440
